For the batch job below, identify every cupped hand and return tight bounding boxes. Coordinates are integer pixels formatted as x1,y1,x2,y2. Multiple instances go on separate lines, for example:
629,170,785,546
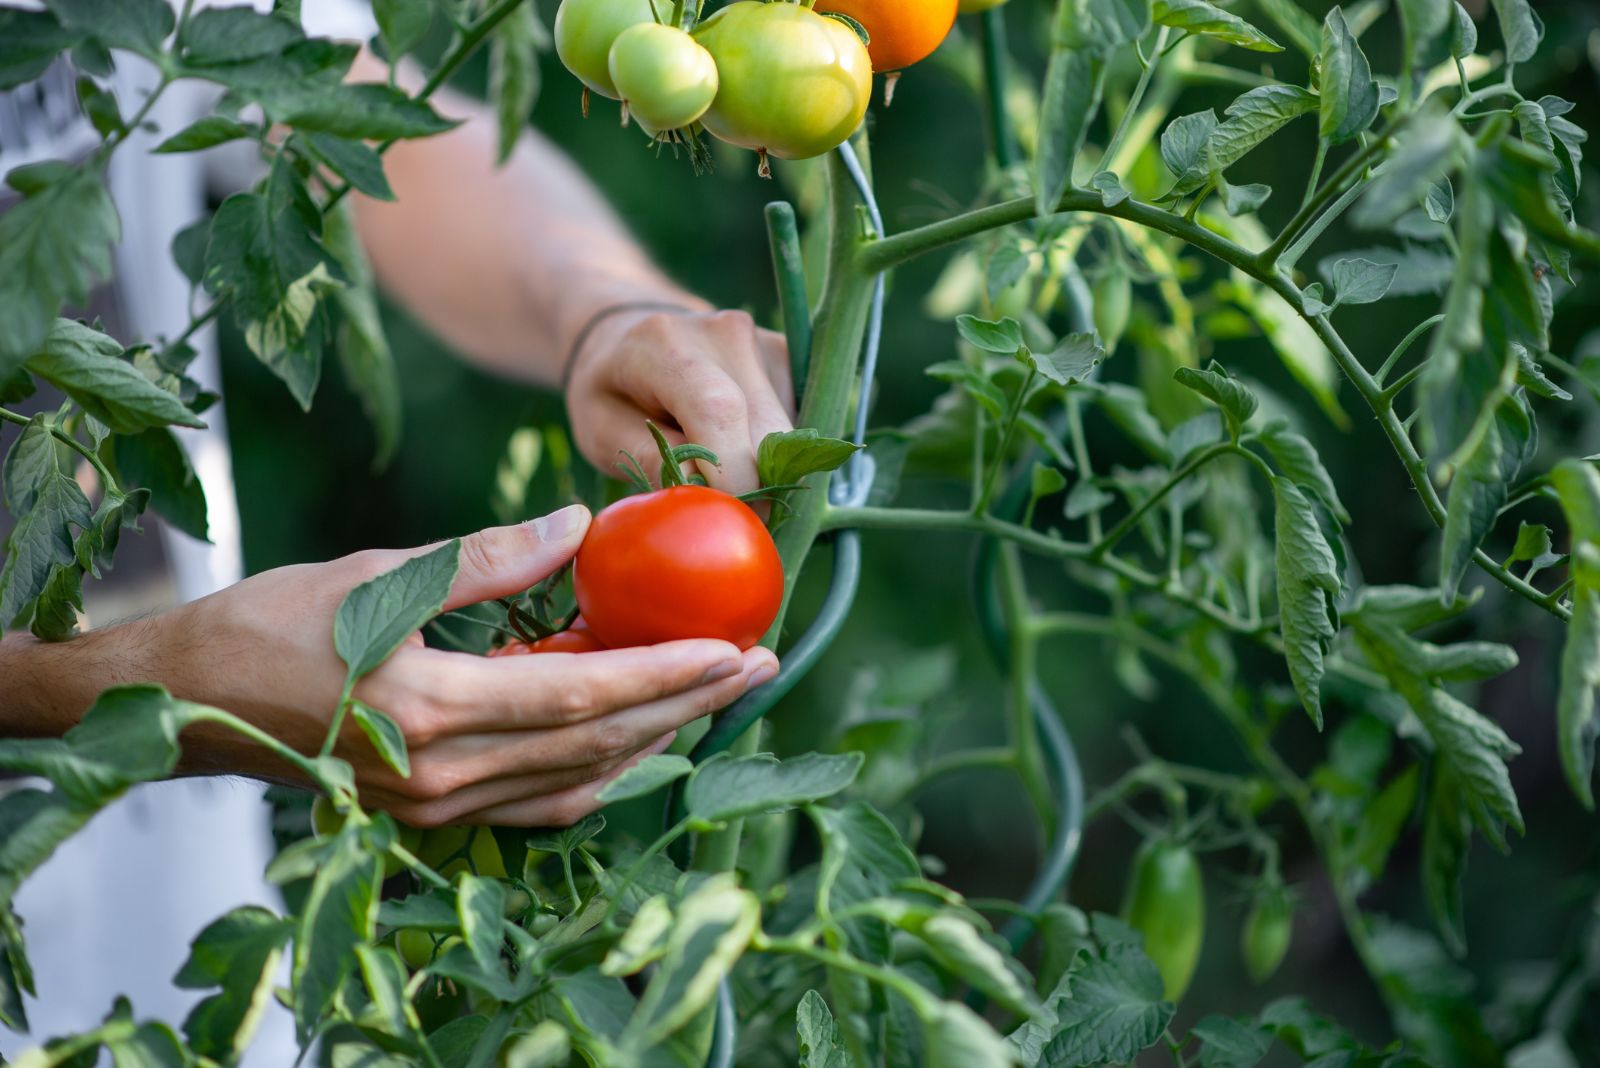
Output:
169,504,776,826
564,308,794,495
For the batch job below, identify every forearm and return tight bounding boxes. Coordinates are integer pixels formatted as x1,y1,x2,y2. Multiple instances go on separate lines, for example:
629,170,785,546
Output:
351,57,705,385
0,621,170,738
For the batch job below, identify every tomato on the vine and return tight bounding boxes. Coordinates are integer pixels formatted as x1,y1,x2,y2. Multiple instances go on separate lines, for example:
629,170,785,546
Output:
554,0,659,100
574,484,784,651
1241,886,1293,982
395,927,438,970
814,0,957,72
693,1,873,170
416,825,510,880
1121,839,1205,1000
490,617,608,656
609,23,720,133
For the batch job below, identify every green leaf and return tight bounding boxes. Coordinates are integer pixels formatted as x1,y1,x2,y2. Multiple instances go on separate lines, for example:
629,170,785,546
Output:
595,754,694,804
456,874,506,978
1217,178,1271,216
292,829,381,1041
1090,171,1130,207
26,320,204,434
797,990,850,1068
45,0,173,60
1398,0,1453,77
1152,0,1281,51
374,0,434,59
490,4,541,165
1273,477,1341,727
956,315,1024,354
1506,521,1561,572
1315,245,1454,298
284,82,457,140
1318,7,1381,145
0,165,120,371
1251,0,1319,57
3,415,65,517
204,157,343,409
0,9,82,90
1035,46,1107,217
334,540,459,683
0,790,91,905
505,1021,571,1068
323,202,402,468
1347,764,1420,886
1161,110,1218,181
113,427,209,542
1173,361,1257,435
601,895,674,976
1230,277,1346,427
155,115,256,154
1327,257,1398,306
1489,0,1541,63
527,812,605,861
179,5,303,64
300,133,395,201
916,914,1037,1016
1025,333,1105,386
1255,421,1350,524
1040,946,1175,1067
0,456,89,632
1553,460,1600,808
686,751,864,826
757,429,862,488
620,875,760,1051
1031,462,1069,503
927,1000,1020,1068
174,907,293,1063
1191,1014,1273,1068
987,242,1030,301
349,700,410,779
1440,396,1528,598
355,944,420,1040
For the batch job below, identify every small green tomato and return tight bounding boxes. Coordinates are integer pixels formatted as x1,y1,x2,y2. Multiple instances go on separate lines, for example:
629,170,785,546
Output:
554,0,659,100
609,23,719,134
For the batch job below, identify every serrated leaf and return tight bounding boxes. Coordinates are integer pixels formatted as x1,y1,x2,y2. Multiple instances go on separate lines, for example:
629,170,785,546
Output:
26,320,204,434
1090,171,1129,207
1025,333,1105,386
491,5,541,165
1161,110,1218,182
797,990,850,1068
1217,178,1271,216
1256,422,1350,524
1035,46,1107,216
928,999,1020,1068
175,906,292,1062
757,429,861,488
686,752,863,826
1319,7,1381,145
334,540,460,682
0,458,89,632
1274,477,1341,727
1316,245,1454,298
292,830,381,1041
917,914,1038,1015
112,427,209,542
595,754,693,805
1327,257,1398,307
374,0,433,59
1039,946,1174,1067
179,5,302,64
1174,361,1257,435
1440,397,1528,598
156,115,256,154
45,0,173,60
0,9,82,91
1191,1014,1273,1068
1153,0,1280,50
456,874,506,978
0,164,120,371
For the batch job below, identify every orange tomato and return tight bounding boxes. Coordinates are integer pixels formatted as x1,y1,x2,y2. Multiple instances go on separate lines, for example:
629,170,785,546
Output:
489,617,608,656
813,0,957,72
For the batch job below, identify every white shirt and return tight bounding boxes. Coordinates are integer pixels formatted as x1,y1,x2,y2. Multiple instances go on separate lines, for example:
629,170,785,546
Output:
0,2,374,1060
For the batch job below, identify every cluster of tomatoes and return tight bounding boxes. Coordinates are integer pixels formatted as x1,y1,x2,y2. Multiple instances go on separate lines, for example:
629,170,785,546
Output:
554,0,971,173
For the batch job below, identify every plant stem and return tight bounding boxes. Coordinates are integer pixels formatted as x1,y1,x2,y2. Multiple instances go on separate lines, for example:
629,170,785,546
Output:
1098,27,1168,173
320,679,357,758
978,6,1018,170
976,369,1036,513
1089,442,1234,559
1000,543,1054,839
1375,313,1446,384
1259,124,1399,268
900,747,1017,796
0,407,118,492
1300,138,1329,210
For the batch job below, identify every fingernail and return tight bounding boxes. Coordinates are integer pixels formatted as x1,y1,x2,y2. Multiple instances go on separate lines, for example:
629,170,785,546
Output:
746,663,778,689
527,504,587,543
702,657,742,684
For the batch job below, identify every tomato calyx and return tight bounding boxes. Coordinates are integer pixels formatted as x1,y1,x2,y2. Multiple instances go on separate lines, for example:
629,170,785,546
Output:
616,419,721,494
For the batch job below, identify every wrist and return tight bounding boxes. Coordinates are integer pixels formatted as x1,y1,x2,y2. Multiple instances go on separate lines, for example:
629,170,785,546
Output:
561,299,707,392
0,621,163,738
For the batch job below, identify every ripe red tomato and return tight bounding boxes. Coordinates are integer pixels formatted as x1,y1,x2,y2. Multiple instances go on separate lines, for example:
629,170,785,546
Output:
814,0,957,72
693,1,873,167
490,617,608,656
573,485,784,651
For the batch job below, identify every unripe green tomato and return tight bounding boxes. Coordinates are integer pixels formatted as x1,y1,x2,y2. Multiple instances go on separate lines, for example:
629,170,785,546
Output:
694,1,873,163
395,927,436,970
609,23,719,133
1121,839,1205,1001
1241,888,1292,983
529,911,560,936
958,0,1008,12
416,826,510,880
554,0,659,99
1092,264,1132,352
309,794,340,838
503,887,533,918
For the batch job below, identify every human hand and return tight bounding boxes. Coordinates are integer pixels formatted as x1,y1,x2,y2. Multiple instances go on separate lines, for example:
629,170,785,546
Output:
564,308,794,495
6,505,775,826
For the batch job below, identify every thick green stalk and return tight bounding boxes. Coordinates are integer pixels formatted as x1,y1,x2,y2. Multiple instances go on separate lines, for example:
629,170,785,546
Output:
692,146,875,873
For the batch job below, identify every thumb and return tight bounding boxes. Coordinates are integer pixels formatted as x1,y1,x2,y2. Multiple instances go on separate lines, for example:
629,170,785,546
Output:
439,504,591,611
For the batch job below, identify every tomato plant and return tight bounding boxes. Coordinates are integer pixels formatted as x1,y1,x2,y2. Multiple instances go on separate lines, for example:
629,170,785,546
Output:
3,0,1600,1066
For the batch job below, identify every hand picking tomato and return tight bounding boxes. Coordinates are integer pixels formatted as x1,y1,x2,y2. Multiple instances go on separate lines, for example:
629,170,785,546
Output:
1121,838,1205,1001
814,0,957,72
693,1,873,172
574,484,784,650
609,23,720,134
554,0,659,100
490,617,609,656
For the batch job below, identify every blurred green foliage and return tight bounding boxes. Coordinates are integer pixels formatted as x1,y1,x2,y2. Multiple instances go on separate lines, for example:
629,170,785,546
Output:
222,0,1600,1043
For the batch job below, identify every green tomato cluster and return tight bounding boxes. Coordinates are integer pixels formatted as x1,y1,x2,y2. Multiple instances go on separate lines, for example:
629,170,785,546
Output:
554,0,874,169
